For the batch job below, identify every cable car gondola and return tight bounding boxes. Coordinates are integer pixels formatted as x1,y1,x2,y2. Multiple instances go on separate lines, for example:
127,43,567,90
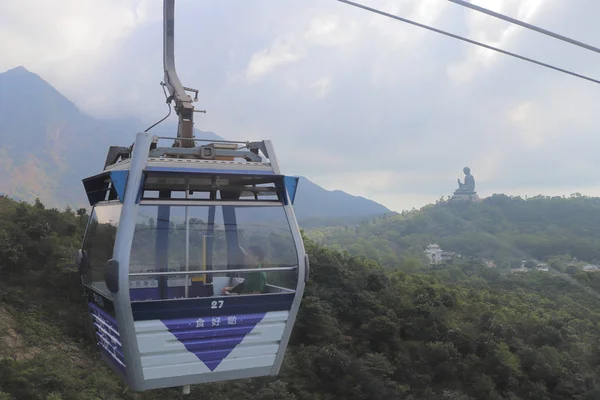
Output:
75,0,308,393
77,134,307,392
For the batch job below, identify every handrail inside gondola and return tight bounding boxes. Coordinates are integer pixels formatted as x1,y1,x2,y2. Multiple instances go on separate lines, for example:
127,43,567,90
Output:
129,266,297,277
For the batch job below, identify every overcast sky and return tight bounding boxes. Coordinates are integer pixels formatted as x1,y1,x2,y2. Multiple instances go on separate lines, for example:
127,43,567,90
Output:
2,0,600,212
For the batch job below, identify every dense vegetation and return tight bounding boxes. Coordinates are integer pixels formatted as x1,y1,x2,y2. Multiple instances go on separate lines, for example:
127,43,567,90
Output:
307,193,600,269
2,195,600,399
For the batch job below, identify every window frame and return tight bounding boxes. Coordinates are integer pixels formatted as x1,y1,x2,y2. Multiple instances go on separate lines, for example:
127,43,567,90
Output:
81,201,123,298
128,201,300,302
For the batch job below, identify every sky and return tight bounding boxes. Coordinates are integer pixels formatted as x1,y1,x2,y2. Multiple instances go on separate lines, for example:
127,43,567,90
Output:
2,0,600,213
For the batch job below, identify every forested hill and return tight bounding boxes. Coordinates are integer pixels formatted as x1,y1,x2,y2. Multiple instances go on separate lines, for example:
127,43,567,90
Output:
2,195,600,399
307,194,600,268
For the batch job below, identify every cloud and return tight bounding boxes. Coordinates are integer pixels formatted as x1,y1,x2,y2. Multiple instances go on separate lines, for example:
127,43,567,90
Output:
4,0,600,213
244,37,308,82
0,0,160,118
0,1,152,70
446,0,547,83
310,77,332,98
242,10,359,83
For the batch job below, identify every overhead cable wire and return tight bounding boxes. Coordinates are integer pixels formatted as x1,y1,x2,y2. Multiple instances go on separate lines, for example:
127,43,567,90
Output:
448,0,600,55
334,0,600,85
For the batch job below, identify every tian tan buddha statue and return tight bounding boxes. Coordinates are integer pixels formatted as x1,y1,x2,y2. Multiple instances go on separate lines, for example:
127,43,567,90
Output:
450,166,480,203
455,167,475,195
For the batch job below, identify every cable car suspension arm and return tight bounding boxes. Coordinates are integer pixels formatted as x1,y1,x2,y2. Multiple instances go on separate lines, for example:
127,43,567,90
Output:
163,0,205,148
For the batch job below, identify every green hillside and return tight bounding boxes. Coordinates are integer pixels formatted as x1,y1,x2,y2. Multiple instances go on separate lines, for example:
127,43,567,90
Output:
307,193,600,270
2,195,600,399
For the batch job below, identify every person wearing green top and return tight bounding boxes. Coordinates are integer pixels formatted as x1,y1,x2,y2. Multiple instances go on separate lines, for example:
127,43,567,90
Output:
222,245,267,295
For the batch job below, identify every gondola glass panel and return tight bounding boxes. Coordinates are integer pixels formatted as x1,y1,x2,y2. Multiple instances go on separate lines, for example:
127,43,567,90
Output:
129,204,298,301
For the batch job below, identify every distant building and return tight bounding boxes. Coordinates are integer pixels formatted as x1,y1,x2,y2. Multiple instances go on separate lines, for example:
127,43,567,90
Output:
521,259,547,269
510,261,549,273
424,244,456,265
425,244,443,264
567,260,580,267
582,265,599,271
510,267,528,273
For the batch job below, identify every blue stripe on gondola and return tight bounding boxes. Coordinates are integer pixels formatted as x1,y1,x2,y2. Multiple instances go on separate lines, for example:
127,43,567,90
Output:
284,176,299,205
145,167,275,175
109,170,128,202
131,293,294,321
162,312,266,371
84,286,116,317
88,302,127,375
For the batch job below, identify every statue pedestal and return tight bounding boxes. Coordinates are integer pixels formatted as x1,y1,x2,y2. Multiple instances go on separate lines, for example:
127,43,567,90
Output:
450,192,480,203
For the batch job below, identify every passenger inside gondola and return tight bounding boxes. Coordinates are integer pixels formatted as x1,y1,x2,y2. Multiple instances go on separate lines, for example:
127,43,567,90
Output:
222,245,267,295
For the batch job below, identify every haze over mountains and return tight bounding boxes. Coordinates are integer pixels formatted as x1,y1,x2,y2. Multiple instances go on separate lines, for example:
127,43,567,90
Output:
0,66,390,223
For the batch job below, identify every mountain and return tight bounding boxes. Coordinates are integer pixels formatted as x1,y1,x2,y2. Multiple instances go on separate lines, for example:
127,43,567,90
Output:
293,177,391,222
307,193,600,269
0,66,389,224
0,66,102,203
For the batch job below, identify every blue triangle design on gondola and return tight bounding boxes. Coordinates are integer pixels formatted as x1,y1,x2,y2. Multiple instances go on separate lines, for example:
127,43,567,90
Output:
162,313,266,371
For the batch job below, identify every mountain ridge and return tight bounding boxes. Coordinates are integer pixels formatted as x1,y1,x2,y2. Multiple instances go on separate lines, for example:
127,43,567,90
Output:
0,66,390,223
307,193,600,269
